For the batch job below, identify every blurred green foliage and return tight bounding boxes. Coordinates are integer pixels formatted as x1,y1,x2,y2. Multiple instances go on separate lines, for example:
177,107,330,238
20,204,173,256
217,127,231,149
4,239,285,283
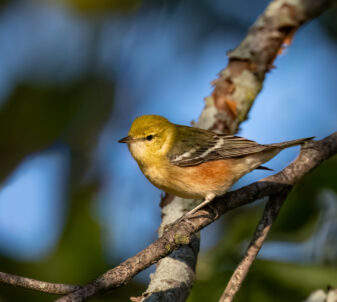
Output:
0,0,8,9
0,0,148,299
0,78,113,183
273,155,337,235
190,259,336,302
0,78,145,300
61,0,142,14
320,1,337,39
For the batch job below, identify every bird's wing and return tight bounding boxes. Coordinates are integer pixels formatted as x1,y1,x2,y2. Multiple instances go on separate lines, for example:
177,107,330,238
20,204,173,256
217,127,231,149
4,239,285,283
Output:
167,126,270,167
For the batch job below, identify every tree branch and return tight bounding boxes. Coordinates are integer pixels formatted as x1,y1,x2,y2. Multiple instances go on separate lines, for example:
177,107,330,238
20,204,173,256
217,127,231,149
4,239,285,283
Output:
141,0,333,300
0,272,78,295
202,0,333,134
52,133,337,302
219,193,288,302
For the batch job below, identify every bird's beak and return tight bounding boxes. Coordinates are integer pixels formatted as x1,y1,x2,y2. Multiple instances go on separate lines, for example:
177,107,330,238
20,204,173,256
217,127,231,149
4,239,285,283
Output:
118,136,133,144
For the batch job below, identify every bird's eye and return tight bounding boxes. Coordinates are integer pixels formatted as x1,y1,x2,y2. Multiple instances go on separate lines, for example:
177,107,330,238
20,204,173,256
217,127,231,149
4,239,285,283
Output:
146,135,153,141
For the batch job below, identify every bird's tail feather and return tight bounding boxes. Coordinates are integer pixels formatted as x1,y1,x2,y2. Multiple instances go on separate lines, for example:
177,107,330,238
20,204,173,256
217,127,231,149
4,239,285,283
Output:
270,137,314,149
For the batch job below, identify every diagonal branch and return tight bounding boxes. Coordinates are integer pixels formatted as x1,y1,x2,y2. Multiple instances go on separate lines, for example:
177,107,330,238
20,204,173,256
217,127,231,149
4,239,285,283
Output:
52,133,337,302
219,193,288,302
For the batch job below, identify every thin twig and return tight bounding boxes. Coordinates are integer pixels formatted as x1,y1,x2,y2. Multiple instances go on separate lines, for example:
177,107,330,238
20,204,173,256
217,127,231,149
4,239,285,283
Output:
0,272,78,295
219,193,288,302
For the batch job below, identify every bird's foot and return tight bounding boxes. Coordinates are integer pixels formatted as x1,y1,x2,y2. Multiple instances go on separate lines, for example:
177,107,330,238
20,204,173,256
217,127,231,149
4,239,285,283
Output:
209,203,220,220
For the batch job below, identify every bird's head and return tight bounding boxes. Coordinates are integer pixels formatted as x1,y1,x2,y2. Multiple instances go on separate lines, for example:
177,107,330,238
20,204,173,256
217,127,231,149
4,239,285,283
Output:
119,115,175,163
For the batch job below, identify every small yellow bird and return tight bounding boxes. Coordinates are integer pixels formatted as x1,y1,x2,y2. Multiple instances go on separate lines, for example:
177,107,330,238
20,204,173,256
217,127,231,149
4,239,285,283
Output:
119,115,313,217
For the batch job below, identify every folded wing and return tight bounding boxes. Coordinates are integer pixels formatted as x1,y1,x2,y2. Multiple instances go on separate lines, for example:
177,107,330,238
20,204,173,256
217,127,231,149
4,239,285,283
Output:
168,126,269,167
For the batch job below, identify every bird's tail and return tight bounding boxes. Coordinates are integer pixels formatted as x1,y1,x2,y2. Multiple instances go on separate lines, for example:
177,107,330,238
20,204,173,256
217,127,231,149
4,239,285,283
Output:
269,137,314,149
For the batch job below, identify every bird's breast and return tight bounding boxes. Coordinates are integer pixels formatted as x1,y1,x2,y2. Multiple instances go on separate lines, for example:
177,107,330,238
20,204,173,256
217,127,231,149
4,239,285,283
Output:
139,158,237,199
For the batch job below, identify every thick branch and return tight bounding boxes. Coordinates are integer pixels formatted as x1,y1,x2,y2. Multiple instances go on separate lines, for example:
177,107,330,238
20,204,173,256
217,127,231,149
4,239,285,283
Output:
208,0,333,134
54,133,337,302
0,272,78,295
143,0,333,300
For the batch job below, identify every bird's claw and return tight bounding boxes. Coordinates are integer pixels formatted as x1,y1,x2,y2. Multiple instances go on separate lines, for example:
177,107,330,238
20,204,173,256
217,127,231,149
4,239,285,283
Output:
209,203,220,219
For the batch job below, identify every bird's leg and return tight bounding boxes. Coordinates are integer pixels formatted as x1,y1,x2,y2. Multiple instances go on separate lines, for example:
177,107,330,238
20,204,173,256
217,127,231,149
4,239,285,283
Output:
174,194,216,224
184,193,216,218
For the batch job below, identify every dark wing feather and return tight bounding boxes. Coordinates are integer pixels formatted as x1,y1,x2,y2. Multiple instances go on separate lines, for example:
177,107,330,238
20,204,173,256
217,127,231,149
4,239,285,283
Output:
168,126,270,167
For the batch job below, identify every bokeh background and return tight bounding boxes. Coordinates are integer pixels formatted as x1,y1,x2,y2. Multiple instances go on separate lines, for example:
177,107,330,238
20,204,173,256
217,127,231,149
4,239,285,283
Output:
0,0,336,301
